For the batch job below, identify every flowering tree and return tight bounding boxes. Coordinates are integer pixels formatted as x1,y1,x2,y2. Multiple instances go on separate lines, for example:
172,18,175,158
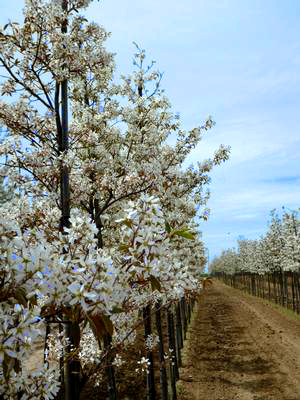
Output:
0,128,15,205
210,209,300,276
0,0,230,398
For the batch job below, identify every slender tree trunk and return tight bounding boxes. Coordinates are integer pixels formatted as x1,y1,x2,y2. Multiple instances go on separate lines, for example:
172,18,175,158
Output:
168,306,179,379
291,271,295,312
294,272,298,313
175,302,182,368
284,271,289,309
274,272,277,303
103,334,117,400
43,318,50,367
167,307,178,399
296,271,300,313
187,297,191,324
279,270,284,306
57,2,81,399
143,305,156,400
180,297,187,340
155,302,168,400
251,274,255,296
93,199,117,399
59,320,65,385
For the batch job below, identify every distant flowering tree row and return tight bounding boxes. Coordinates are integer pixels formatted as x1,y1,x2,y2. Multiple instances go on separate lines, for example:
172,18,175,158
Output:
0,0,230,398
209,209,300,275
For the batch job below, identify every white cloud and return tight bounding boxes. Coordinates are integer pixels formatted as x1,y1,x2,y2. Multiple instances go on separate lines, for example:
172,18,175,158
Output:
2,0,300,262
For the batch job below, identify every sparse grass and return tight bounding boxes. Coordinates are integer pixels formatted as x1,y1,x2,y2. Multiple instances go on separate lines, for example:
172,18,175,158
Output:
262,298,300,322
176,381,189,397
217,279,300,323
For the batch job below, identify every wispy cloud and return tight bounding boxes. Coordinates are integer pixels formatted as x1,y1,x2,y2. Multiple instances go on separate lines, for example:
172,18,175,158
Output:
262,176,300,184
1,0,300,261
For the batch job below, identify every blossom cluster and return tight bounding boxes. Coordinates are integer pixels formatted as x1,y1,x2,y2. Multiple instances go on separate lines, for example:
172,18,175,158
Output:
210,209,300,275
0,0,230,397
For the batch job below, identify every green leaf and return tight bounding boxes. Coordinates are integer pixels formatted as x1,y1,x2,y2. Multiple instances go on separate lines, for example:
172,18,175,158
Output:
71,322,81,348
62,306,73,320
110,306,124,314
102,315,114,337
119,243,129,253
87,313,114,340
87,315,102,341
173,229,195,240
122,219,133,229
28,295,38,306
13,358,21,374
165,221,171,233
2,354,9,382
3,353,15,382
14,287,27,307
150,275,161,292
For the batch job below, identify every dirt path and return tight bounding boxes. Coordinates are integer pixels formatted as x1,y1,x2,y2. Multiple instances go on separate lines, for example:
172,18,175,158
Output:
177,280,300,400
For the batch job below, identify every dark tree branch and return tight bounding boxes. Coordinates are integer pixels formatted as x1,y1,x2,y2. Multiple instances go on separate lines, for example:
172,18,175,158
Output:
0,56,53,110
94,182,153,222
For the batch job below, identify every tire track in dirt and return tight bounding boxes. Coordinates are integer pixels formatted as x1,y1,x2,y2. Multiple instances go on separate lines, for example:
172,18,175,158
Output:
178,280,300,400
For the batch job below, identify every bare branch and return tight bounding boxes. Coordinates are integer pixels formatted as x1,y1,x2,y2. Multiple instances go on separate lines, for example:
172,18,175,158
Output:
0,56,54,110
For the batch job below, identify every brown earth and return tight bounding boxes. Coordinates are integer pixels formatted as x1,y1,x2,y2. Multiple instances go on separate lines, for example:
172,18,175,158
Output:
177,279,300,400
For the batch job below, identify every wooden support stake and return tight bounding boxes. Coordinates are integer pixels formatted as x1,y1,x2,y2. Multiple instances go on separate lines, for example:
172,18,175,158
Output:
143,305,156,400
167,306,179,395
155,302,168,400
103,334,117,400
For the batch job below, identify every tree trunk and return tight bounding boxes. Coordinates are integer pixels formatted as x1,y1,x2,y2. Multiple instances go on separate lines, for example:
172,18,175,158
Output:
143,305,156,400
167,307,178,399
155,302,168,400
57,2,81,398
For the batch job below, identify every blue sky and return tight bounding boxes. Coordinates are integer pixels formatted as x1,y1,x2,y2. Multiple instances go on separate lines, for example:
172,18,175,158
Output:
2,0,300,263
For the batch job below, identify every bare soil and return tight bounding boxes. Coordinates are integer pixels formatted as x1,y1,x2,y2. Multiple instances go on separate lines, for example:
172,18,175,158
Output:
177,280,300,400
